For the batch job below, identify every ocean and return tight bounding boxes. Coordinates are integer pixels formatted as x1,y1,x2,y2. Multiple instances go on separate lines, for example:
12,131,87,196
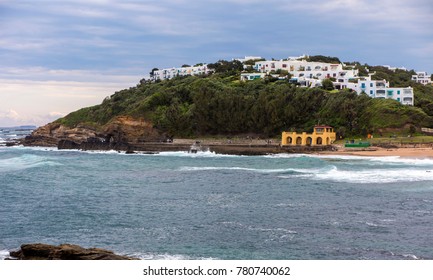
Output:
1,138,433,260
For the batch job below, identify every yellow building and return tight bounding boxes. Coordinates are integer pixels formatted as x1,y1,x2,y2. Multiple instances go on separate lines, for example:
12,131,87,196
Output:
281,126,336,146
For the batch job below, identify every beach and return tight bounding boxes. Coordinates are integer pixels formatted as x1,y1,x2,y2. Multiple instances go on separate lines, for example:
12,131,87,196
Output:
319,145,433,158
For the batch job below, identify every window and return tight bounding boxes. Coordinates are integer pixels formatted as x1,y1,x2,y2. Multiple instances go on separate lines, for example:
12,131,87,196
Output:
361,83,366,88
397,90,400,94
370,90,373,95
370,83,373,87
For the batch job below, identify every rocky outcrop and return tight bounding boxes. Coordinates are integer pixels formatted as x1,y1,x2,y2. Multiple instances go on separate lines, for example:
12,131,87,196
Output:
22,122,98,147
22,116,165,150
9,243,137,260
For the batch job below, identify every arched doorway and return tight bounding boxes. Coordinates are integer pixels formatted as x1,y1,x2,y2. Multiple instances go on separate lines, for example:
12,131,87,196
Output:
316,137,323,145
306,137,312,146
296,137,302,145
287,137,293,145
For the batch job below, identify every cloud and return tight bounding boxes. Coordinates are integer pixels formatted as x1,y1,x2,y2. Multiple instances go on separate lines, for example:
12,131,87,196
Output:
0,67,141,126
1,0,433,126
283,0,433,34
0,109,66,127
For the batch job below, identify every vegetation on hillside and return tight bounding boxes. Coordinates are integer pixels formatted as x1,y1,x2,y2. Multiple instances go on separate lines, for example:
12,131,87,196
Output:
56,57,433,139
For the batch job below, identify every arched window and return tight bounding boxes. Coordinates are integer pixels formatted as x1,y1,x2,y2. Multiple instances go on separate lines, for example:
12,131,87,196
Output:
296,137,302,145
316,137,323,145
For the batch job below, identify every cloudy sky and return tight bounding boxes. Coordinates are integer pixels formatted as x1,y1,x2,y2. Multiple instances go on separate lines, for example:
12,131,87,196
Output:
1,0,432,126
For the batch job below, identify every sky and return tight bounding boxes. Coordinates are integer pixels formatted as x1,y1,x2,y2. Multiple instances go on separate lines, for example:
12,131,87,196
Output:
1,0,433,126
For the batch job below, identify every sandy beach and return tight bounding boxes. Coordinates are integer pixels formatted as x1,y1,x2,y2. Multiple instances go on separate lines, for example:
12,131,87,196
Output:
320,146,433,158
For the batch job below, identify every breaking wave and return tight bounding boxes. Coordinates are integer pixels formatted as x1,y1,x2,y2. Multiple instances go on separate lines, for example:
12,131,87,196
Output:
0,250,10,260
0,154,62,172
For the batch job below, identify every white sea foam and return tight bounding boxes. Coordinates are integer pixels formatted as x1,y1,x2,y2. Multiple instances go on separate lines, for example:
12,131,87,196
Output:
5,145,58,152
0,154,62,172
402,254,420,260
312,167,433,184
0,250,10,260
274,153,433,166
265,153,316,159
179,166,323,174
131,252,216,260
156,150,238,158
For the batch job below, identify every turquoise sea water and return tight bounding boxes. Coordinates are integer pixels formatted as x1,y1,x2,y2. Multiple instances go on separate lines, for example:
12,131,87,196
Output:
1,145,433,260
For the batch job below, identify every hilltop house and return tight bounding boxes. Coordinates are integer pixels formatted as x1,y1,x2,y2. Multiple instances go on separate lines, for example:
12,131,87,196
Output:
253,58,358,81
151,64,212,81
335,74,414,105
412,71,432,85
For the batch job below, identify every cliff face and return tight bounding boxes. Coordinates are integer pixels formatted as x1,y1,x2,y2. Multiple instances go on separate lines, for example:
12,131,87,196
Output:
22,116,165,149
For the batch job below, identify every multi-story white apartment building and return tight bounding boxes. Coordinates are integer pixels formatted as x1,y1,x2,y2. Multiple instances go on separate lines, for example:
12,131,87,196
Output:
249,57,413,105
253,58,359,81
412,71,432,85
151,64,212,81
340,75,414,105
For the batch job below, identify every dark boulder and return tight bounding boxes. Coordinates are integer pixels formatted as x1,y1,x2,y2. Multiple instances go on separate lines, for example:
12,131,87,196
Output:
57,140,80,149
9,243,137,260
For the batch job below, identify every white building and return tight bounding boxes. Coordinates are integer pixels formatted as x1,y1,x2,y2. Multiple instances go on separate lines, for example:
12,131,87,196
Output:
151,64,212,81
246,56,413,106
240,73,267,81
253,59,358,81
234,56,263,63
341,75,414,105
412,71,432,85
383,65,407,72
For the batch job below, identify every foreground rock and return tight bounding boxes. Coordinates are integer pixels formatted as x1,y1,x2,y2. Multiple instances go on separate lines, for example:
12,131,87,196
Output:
9,243,137,260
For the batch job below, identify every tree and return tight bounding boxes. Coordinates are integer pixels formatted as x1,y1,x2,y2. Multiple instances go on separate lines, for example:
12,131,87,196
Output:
149,68,159,78
321,79,334,91
207,60,244,76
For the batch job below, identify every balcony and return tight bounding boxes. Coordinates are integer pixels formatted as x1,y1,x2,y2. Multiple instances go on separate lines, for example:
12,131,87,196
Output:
376,89,386,97
403,89,413,95
403,97,413,104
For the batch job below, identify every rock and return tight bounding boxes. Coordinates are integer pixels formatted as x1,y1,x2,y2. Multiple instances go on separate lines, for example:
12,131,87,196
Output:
22,116,165,151
57,139,81,149
102,116,163,144
9,243,138,260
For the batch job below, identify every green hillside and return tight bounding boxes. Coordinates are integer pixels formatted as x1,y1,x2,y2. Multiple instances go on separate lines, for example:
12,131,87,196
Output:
56,60,433,138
